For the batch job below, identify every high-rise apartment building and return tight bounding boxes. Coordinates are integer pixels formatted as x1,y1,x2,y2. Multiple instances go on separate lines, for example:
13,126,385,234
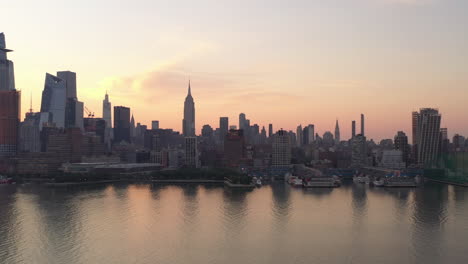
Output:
351,120,356,139
351,134,367,167
413,108,441,165
394,131,409,164
268,124,273,138
296,125,303,147
272,129,291,167
239,113,246,131
151,120,159,130
361,114,365,136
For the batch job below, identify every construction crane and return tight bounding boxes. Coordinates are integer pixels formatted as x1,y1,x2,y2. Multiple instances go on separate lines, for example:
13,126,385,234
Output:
84,106,95,118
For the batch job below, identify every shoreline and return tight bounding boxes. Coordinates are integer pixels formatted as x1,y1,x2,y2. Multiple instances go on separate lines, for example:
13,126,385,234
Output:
425,178,468,187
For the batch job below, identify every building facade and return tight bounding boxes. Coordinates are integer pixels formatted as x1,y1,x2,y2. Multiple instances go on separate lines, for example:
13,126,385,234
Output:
113,106,131,144
40,73,66,128
272,129,291,167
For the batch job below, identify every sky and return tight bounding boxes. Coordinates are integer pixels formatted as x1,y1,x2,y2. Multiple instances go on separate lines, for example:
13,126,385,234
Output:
1,0,467,141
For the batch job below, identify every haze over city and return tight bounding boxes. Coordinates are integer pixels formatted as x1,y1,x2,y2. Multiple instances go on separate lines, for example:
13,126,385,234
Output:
2,0,468,140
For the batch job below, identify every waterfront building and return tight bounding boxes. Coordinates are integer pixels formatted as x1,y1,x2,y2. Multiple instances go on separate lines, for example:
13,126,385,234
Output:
113,106,131,144
40,73,66,128
380,150,405,169
182,81,195,136
184,137,198,168
272,129,292,167
413,108,441,165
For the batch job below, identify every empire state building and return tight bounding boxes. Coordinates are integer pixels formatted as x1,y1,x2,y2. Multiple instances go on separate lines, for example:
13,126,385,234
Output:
182,81,195,136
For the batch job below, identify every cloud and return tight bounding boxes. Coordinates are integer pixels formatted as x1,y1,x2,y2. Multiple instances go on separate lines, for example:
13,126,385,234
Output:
373,0,435,5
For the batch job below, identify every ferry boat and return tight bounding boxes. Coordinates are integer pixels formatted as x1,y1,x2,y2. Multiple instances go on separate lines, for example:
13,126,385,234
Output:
0,175,13,185
353,174,370,184
290,178,303,187
383,171,418,187
303,176,341,188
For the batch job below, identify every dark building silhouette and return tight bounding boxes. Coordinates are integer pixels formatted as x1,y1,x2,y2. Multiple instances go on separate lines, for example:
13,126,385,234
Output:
224,129,245,167
219,117,229,142
395,131,410,164
0,90,20,157
182,81,195,136
114,106,131,144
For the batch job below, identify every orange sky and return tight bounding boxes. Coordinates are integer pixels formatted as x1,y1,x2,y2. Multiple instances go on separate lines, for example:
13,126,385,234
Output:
2,0,467,140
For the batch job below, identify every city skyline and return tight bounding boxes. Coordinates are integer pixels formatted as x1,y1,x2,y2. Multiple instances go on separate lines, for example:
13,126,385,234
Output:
2,0,468,140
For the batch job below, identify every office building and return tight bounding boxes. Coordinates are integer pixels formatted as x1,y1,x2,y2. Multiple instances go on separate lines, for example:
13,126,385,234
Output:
268,124,273,138
0,33,15,92
335,120,340,144
352,120,356,139
0,90,20,157
219,117,229,141
361,114,365,136
351,134,367,167
40,73,66,128
152,120,159,130
114,106,131,144
182,81,195,136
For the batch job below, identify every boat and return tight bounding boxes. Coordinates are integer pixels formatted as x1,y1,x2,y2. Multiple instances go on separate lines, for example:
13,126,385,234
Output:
353,174,370,184
290,178,303,187
0,175,13,185
384,176,417,187
255,178,262,187
303,176,341,188
373,177,385,187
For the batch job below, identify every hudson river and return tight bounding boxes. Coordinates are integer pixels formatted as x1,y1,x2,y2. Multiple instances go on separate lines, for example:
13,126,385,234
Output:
1,182,467,264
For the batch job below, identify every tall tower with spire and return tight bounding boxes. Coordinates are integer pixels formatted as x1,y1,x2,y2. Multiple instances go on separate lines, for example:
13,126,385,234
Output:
183,80,195,136
102,92,112,149
335,119,340,144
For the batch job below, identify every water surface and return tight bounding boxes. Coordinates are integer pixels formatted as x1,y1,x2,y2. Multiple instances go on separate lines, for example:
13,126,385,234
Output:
1,182,467,264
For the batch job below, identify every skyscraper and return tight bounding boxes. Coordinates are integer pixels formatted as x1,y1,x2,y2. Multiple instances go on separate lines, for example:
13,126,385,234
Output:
307,124,315,143
182,81,195,136
102,92,112,149
414,108,441,165
113,106,131,144
0,33,20,157
57,71,77,99
239,113,246,131
0,33,15,92
219,117,229,141
335,120,340,144
394,131,409,164
151,120,159,130
361,114,365,136
58,71,83,131
296,125,303,147
40,73,66,128
351,120,356,139
268,124,273,138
